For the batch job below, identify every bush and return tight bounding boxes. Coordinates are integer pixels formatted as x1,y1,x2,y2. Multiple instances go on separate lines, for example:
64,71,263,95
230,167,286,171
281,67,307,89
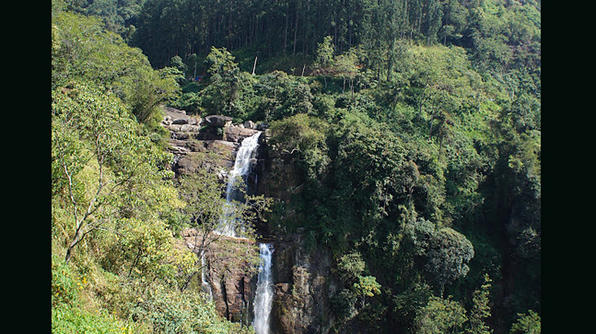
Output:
126,280,252,334
52,304,148,334
330,289,358,322
510,310,540,334
336,251,365,283
269,114,330,180
52,255,79,306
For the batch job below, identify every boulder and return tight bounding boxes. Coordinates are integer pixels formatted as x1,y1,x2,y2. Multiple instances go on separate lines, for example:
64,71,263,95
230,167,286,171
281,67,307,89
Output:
275,283,291,294
166,124,201,133
164,106,186,116
173,142,236,175
172,118,188,125
163,106,201,127
205,115,233,128
171,132,190,140
243,120,256,129
180,124,201,132
224,125,259,143
202,140,236,157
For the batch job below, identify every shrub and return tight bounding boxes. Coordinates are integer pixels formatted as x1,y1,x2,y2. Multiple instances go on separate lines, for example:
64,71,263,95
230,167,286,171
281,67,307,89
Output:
126,280,252,334
510,310,540,334
52,304,148,334
52,255,79,306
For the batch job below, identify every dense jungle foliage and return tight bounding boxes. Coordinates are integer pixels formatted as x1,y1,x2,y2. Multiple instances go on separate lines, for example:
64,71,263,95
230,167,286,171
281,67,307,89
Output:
52,0,540,333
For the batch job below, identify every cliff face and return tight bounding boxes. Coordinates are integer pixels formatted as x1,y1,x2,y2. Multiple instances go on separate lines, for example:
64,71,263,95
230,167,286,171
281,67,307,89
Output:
163,107,261,325
257,132,338,334
181,229,259,324
163,106,336,333
271,234,337,334
162,107,259,176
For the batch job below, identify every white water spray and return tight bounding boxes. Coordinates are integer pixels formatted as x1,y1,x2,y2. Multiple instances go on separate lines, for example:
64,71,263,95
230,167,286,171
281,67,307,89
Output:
253,243,274,334
216,132,262,237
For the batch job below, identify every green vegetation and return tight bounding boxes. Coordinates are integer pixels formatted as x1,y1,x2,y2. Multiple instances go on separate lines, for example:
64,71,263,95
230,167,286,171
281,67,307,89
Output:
51,2,259,332
52,0,540,333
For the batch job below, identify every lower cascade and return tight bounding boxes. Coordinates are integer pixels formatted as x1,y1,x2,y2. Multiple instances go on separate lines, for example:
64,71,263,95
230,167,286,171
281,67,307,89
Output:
253,243,274,334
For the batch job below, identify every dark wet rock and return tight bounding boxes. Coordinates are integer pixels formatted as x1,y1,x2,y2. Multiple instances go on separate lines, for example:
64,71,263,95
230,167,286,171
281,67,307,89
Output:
205,115,233,128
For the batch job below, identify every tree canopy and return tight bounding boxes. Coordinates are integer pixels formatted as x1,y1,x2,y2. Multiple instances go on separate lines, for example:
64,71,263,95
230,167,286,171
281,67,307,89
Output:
51,0,540,332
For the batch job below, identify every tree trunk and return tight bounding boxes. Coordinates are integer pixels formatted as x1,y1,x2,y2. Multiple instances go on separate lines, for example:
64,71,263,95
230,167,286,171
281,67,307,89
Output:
387,38,396,81
428,115,434,140
128,247,143,277
284,11,289,55
65,239,78,263
293,8,299,55
181,271,199,292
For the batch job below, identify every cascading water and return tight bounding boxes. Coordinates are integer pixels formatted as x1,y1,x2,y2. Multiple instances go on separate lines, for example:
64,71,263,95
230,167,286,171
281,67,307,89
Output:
253,243,274,334
216,132,262,237
209,130,274,331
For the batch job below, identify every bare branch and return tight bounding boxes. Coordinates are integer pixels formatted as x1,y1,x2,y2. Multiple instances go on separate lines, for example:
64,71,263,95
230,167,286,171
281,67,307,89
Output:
62,160,80,226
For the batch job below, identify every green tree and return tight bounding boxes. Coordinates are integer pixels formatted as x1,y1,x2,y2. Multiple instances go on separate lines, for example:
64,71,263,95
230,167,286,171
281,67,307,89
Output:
52,83,173,263
252,71,314,121
425,227,475,295
336,251,366,282
115,66,179,125
468,274,493,334
176,166,271,290
52,9,179,127
313,36,335,72
352,275,381,307
510,310,540,334
415,295,468,334
199,47,254,120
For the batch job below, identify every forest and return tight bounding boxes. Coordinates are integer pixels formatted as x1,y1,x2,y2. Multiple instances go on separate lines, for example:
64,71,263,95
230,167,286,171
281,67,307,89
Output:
51,0,540,333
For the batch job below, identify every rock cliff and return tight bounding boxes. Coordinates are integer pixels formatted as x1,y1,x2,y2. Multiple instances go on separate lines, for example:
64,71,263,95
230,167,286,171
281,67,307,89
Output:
162,106,262,325
162,106,336,333
257,128,338,334
181,229,259,324
271,234,337,334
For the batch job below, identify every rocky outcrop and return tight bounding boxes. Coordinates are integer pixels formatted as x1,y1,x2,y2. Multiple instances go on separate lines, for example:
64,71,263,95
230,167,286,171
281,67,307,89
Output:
163,107,202,141
162,106,267,326
162,107,266,177
252,129,338,334
163,106,336,333
224,124,259,143
204,114,233,128
162,107,236,176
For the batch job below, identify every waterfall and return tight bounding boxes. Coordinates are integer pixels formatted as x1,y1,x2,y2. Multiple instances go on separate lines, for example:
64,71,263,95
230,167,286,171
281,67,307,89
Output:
209,130,275,331
216,132,262,237
253,243,274,334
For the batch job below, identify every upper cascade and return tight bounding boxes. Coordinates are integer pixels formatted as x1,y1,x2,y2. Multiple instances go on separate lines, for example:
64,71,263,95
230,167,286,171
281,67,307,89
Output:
216,131,262,237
